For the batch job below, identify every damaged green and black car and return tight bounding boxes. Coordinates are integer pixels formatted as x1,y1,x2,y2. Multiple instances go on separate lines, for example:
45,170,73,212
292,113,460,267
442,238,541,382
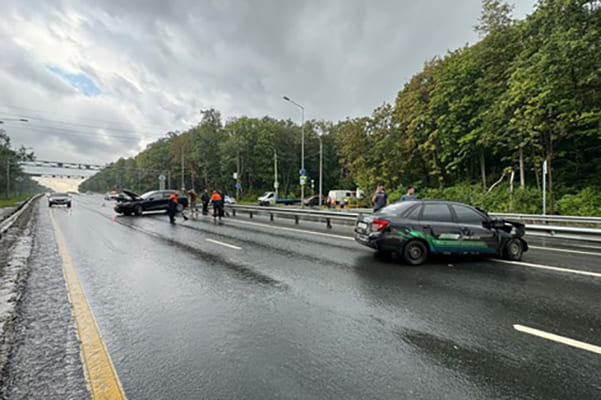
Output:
355,200,527,265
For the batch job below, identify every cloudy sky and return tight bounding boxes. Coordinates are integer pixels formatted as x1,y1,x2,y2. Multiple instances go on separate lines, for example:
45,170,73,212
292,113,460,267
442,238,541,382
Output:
1,0,537,168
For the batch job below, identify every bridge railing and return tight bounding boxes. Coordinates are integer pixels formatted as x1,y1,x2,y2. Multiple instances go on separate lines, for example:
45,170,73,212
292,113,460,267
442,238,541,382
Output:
226,204,601,242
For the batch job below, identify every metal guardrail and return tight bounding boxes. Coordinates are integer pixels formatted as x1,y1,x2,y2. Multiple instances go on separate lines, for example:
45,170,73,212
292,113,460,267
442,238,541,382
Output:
226,204,601,242
488,213,601,225
0,194,42,239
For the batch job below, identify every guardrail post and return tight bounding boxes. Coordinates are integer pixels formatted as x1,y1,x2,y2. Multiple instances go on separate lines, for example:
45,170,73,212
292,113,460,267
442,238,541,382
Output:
295,215,299,225
270,213,274,221
326,218,332,229
232,209,236,216
250,211,253,219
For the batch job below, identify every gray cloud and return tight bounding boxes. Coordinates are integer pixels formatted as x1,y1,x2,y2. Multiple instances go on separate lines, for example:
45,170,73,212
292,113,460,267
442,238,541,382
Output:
0,0,537,166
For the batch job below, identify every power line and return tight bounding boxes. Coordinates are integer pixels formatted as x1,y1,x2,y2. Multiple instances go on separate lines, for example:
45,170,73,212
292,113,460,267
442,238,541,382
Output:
0,104,166,131
3,124,145,142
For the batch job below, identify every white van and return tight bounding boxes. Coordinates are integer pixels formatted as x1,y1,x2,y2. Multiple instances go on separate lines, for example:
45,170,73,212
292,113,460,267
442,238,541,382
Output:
327,190,353,206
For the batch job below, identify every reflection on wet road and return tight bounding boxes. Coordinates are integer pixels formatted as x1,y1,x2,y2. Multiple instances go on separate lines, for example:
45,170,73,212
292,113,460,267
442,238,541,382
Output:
47,195,601,399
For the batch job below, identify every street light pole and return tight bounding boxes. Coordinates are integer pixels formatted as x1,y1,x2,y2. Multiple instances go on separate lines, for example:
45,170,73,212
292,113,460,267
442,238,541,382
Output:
319,135,323,208
283,96,305,208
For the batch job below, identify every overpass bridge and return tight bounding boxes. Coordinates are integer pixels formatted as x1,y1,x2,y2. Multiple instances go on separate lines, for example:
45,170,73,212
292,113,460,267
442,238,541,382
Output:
19,159,106,179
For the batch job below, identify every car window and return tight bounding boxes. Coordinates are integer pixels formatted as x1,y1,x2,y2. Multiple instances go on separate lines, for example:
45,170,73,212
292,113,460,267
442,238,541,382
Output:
452,205,487,224
140,191,159,199
376,202,418,217
421,203,453,222
404,204,422,220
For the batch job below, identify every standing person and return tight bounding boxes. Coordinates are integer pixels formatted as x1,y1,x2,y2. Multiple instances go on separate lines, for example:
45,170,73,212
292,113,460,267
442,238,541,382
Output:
168,192,188,224
200,189,210,215
372,184,388,213
187,189,198,218
401,186,416,201
167,193,179,224
210,190,223,223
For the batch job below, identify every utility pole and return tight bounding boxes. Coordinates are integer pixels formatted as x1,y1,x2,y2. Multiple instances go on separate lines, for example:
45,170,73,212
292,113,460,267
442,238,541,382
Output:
181,148,185,191
283,96,305,208
5,159,9,198
274,150,278,200
236,143,241,200
319,135,323,207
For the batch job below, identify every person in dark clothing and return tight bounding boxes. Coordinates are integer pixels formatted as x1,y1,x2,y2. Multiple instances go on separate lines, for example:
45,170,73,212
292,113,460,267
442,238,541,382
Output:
372,184,388,213
200,189,210,215
167,194,178,224
168,192,188,224
210,190,223,223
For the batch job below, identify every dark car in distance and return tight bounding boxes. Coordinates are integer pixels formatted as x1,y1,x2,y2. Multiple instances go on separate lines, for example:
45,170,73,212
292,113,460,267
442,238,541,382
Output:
48,192,72,208
114,189,188,216
354,200,528,265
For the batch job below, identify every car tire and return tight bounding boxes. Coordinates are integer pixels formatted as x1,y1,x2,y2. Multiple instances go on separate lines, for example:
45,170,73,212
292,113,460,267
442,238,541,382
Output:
403,240,428,266
124,211,132,216
176,203,184,212
67,203,71,208
135,205,143,216
504,239,523,261
48,203,52,207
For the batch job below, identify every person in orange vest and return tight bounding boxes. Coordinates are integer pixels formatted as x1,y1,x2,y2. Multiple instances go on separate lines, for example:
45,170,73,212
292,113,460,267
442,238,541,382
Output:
168,192,188,224
210,190,223,223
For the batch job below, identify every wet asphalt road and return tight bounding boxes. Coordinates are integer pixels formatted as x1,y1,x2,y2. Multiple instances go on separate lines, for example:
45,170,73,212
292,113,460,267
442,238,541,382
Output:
37,195,601,399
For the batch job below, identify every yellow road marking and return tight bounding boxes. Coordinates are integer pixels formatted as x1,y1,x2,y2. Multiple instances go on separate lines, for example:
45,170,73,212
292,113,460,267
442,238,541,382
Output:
50,210,127,400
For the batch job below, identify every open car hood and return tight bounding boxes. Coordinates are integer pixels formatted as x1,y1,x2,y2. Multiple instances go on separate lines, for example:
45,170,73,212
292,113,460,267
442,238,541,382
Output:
120,189,140,201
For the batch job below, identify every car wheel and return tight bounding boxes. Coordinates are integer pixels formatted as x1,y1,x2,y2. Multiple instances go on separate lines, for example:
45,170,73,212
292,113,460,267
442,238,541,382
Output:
176,203,184,212
124,211,132,216
504,239,523,261
67,203,72,208
403,240,428,266
48,203,52,207
135,205,143,216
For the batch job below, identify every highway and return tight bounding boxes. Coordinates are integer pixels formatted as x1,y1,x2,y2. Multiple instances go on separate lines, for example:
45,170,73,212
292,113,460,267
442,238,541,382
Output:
2,194,600,399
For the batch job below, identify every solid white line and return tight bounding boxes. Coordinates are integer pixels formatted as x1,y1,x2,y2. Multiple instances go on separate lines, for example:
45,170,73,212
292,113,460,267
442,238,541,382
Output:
229,219,355,241
493,259,601,278
205,238,242,250
514,324,601,355
530,245,601,257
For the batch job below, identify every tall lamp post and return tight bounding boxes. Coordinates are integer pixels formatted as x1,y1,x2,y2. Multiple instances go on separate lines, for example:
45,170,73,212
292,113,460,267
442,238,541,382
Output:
283,96,305,208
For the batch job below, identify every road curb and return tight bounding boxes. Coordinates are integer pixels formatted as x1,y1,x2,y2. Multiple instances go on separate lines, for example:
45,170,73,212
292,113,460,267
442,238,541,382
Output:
0,194,42,239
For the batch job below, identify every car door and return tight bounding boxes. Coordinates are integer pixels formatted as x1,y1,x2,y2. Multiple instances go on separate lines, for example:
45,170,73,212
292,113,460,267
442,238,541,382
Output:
451,204,497,254
419,203,462,254
145,191,162,211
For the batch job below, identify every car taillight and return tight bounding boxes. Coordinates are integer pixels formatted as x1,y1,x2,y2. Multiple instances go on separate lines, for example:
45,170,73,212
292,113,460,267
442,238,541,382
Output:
371,219,390,232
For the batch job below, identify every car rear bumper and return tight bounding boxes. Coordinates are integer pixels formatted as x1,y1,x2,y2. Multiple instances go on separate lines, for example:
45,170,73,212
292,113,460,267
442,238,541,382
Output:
354,231,379,249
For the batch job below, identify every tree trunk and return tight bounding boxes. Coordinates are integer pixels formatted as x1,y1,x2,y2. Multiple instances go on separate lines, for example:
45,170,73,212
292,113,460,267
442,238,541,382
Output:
480,151,487,189
519,147,525,188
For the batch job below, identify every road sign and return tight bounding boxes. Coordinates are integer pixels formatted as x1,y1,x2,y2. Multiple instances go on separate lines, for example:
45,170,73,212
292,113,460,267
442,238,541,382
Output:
274,182,279,189
299,169,306,176
236,182,242,189
158,174,166,181
300,175,307,186
233,172,238,180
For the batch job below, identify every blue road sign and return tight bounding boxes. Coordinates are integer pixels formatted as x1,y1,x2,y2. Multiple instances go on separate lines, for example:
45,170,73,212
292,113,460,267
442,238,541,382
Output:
299,169,306,176
236,182,242,189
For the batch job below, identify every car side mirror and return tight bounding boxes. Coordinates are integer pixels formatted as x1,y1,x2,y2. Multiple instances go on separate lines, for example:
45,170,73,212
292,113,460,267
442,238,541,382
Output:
482,220,491,229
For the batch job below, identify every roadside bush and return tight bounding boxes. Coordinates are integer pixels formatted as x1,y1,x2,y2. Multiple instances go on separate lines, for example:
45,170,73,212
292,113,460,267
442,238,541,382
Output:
556,187,601,216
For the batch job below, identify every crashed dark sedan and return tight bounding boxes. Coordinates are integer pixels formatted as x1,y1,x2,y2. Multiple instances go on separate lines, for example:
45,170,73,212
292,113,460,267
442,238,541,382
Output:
355,200,527,265
114,189,188,216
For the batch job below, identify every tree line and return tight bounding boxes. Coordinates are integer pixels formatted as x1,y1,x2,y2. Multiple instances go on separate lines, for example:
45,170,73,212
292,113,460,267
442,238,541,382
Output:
80,0,601,214
0,129,47,199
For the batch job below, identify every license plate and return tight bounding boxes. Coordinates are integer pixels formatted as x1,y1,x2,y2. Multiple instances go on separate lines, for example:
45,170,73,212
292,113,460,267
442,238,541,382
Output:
357,222,368,230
